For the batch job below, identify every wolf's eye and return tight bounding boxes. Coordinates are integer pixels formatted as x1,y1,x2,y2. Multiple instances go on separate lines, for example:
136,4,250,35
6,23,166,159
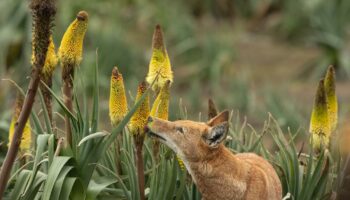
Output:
176,127,185,134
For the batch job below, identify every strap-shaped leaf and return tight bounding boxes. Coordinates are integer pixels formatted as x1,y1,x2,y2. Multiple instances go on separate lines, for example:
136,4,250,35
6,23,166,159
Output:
42,156,72,200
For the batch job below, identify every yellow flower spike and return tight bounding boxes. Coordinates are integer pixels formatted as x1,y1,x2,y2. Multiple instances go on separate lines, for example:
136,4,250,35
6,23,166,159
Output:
58,11,88,67
59,11,88,146
42,36,58,77
31,35,58,77
31,35,58,123
324,65,337,132
146,25,173,92
41,36,58,121
128,81,150,136
109,66,128,127
150,80,170,120
8,94,31,152
310,79,331,151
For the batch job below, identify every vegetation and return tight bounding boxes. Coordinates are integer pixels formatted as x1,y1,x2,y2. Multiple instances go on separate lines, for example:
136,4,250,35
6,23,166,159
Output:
1,0,350,199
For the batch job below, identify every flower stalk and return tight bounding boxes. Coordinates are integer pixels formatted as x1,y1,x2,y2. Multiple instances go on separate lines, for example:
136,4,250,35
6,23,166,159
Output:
109,66,128,175
58,11,88,147
128,81,149,200
0,0,56,195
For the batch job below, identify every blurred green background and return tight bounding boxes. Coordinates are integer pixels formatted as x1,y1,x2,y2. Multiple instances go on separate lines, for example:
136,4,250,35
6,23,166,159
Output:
1,0,350,147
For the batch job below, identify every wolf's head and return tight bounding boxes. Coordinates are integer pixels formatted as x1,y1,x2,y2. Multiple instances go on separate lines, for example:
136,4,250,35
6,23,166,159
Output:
145,111,229,162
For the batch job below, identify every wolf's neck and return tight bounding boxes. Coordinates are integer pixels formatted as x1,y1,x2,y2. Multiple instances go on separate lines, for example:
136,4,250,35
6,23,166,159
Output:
182,146,248,199
183,146,243,181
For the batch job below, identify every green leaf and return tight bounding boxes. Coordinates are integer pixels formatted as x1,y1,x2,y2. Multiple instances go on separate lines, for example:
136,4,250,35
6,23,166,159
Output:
86,177,118,200
59,177,77,200
48,134,55,167
41,81,77,122
31,111,45,135
24,171,47,200
51,166,74,200
38,89,53,134
10,170,31,200
91,50,99,133
78,131,110,146
23,134,50,196
42,156,72,200
69,178,86,200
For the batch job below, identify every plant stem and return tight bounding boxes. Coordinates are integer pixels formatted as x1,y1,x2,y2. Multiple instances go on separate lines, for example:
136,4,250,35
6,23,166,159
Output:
114,134,123,175
62,63,74,146
0,0,55,195
0,67,43,196
134,135,145,200
54,138,65,156
40,75,53,126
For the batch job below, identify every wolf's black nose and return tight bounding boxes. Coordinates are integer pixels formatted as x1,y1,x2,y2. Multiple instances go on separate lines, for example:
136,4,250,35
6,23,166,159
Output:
147,116,153,123
144,126,150,133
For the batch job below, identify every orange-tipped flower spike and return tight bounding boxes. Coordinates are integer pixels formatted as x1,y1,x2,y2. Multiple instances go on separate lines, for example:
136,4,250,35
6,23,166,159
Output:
8,94,31,153
32,35,58,77
109,66,128,127
58,11,88,67
42,36,58,78
146,25,173,92
150,80,170,120
58,11,88,146
129,82,150,136
32,35,58,122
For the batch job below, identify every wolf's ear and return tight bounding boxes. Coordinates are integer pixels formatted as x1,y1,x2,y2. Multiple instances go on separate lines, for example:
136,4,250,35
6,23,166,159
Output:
207,110,229,127
204,122,229,148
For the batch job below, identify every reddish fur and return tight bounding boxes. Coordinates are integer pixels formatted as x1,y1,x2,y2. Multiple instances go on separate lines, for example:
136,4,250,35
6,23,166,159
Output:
147,111,282,200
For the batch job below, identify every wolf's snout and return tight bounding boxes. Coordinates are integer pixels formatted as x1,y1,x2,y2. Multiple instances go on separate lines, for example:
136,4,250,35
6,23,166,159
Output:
144,116,153,133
